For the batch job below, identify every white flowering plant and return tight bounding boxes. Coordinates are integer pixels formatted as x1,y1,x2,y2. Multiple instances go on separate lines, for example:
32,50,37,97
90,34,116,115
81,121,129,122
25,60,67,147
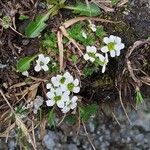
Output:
3,1,144,149
15,18,126,129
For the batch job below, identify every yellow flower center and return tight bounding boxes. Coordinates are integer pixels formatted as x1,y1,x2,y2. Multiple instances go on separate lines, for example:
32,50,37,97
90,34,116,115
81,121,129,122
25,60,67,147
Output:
108,42,115,51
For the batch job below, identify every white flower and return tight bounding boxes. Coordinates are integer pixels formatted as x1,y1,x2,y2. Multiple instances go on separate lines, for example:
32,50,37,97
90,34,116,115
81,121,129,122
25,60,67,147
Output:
84,46,97,62
33,96,44,114
96,53,109,73
61,96,78,113
22,71,29,77
50,72,80,93
101,35,125,57
51,72,73,88
34,54,50,72
89,21,96,32
61,77,80,94
46,83,52,89
46,88,69,108
82,31,87,39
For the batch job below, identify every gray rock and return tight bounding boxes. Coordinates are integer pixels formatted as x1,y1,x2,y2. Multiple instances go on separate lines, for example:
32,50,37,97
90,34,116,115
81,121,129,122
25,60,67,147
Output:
8,140,16,150
43,134,56,150
22,39,30,46
89,122,95,133
135,134,144,142
68,144,78,150
0,63,8,69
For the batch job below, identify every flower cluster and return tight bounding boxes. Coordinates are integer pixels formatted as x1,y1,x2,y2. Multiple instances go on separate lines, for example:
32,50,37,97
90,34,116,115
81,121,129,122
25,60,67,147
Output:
46,72,80,113
83,35,125,73
84,46,109,73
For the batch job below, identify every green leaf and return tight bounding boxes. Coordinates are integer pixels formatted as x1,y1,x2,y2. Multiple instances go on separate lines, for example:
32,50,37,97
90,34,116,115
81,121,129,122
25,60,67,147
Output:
111,0,119,5
83,66,96,77
136,90,144,105
65,115,77,125
25,12,50,38
19,15,29,20
79,104,98,121
71,54,78,64
67,2,101,16
42,33,57,51
96,26,106,38
68,23,95,46
48,108,56,128
16,54,37,72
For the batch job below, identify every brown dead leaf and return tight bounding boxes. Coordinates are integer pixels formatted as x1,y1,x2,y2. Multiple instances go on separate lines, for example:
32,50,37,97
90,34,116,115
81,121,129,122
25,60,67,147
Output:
27,82,40,102
0,89,36,149
92,0,114,12
117,0,128,7
59,26,84,56
63,17,117,28
57,31,64,72
15,115,37,150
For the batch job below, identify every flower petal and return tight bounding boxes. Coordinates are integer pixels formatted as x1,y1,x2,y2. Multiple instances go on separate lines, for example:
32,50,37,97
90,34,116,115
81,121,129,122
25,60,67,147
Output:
96,53,105,62
115,36,121,43
51,77,60,87
86,46,91,53
103,37,109,44
46,83,52,89
62,92,70,101
42,65,49,71
71,96,78,103
63,72,71,79
90,46,97,53
73,87,80,93
46,100,55,106
90,24,96,32
62,106,70,113
60,85,67,92
34,65,41,72
102,65,106,73
66,75,73,83
89,57,95,62
57,100,65,108
84,54,90,60
22,71,29,77
101,46,109,53
110,50,116,57
46,91,55,99
116,49,121,56
105,53,109,63
73,79,79,86
82,31,87,39
109,35,115,42
38,54,45,61
44,57,50,64
55,88,62,95
70,102,77,110
115,43,125,51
